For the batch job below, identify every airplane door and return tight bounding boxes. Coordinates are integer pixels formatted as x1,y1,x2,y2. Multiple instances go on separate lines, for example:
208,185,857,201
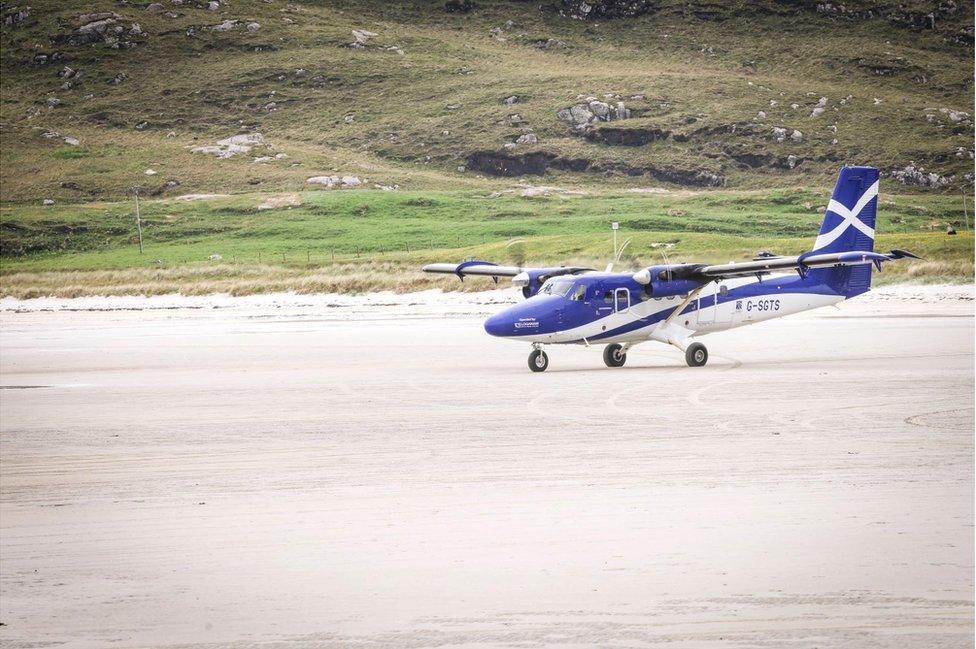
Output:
614,288,630,313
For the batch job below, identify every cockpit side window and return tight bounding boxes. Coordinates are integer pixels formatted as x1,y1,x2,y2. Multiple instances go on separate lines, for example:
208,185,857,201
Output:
571,284,587,301
541,279,575,297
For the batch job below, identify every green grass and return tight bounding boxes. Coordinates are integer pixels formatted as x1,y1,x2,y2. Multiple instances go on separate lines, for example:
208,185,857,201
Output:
1,189,971,298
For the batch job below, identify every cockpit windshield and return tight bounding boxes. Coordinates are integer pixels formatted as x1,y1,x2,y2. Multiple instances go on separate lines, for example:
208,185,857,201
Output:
540,279,575,297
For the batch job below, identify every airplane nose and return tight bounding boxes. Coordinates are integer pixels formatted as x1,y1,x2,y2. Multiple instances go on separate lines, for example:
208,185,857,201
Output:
484,312,511,337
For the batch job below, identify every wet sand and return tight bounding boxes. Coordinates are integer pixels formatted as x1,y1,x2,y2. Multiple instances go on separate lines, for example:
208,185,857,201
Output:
1,288,973,648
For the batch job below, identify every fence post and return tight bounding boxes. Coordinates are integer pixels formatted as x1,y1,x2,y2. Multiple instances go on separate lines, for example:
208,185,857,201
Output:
133,188,144,254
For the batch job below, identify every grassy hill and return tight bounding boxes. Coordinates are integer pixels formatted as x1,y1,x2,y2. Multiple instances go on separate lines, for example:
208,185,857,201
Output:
0,0,973,295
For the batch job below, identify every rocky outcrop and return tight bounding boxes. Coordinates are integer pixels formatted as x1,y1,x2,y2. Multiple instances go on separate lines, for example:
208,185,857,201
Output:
557,98,632,132
466,151,553,176
889,163,950,187
53,12,143,48
306,175,363,188
560,0,658,20
190,133,270,158
585,126,669,146
444,0,474,12
3,5,32,26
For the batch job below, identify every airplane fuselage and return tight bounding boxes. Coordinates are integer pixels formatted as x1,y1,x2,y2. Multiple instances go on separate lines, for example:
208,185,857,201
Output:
483,272,844,345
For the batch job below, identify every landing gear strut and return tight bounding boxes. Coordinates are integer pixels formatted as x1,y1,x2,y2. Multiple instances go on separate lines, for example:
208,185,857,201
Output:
685,342,708,367
528,346,549,372
603,343,627,368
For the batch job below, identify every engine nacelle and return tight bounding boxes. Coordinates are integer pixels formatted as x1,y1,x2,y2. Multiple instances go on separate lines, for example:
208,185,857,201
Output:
633,264,704,298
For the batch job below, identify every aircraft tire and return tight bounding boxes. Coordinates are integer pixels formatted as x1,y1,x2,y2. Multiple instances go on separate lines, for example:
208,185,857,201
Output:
685,343,708,367
528,349,549,372
603,344,627,368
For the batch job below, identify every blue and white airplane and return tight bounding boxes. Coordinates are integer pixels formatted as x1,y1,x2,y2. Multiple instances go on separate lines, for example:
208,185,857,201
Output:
424,166,919,371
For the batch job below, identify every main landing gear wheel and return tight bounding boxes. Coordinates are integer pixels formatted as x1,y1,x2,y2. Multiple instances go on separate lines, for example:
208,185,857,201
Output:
685,343,708,367
603,343,627,368
528,349,549,372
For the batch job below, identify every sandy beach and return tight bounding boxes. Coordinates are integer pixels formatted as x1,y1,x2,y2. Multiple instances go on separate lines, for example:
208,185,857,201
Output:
0,284,973,648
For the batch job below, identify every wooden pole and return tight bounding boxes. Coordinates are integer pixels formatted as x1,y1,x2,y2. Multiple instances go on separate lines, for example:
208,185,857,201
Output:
963,191,970,231
134,189,144,254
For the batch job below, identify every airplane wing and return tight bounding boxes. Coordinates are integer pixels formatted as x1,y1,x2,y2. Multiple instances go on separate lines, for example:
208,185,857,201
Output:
422,260,525,279
423,259,593,297
696,249,920,281
423,259,592,281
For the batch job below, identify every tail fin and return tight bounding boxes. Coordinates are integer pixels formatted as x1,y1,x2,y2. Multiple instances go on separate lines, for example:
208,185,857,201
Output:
810,166,880,297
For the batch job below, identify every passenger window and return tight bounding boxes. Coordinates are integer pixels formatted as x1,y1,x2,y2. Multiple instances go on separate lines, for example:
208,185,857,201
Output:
603,291,614,303
719,284,729,296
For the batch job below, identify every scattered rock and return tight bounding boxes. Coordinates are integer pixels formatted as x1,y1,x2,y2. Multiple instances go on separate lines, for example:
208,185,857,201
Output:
145,169,157,176
947,110,970,122
890,163,950,187
558,98,632,132
208,254,222,261
63,136,80,146
502,95,519,105
771,127,787,142
3,5,32,27
46,97,60,107
350,29,376,48
146,3,164,12
190,133,269,158
790,129,803,142
207,1,219,10
306,175,363,188
810,107,825,118
508,114,525,125
111,72,127,85
246,22,260,32
515,133,538,145
873,97,882,105
535,38,566,49
149,179,180,196
209,19,238,31
42,199,55,205
756,111,766,120
59,66,77,78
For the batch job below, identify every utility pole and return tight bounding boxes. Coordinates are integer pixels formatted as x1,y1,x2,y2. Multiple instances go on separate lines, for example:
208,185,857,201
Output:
611,221,619,260
963,191,970,231
133,188,144,254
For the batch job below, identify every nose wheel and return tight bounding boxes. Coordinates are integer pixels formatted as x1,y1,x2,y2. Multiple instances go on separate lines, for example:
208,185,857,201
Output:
528,349,549,372
685,342,708,367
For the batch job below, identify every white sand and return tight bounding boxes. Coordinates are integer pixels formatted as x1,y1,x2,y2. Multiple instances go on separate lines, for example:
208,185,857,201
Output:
0,285,972,647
